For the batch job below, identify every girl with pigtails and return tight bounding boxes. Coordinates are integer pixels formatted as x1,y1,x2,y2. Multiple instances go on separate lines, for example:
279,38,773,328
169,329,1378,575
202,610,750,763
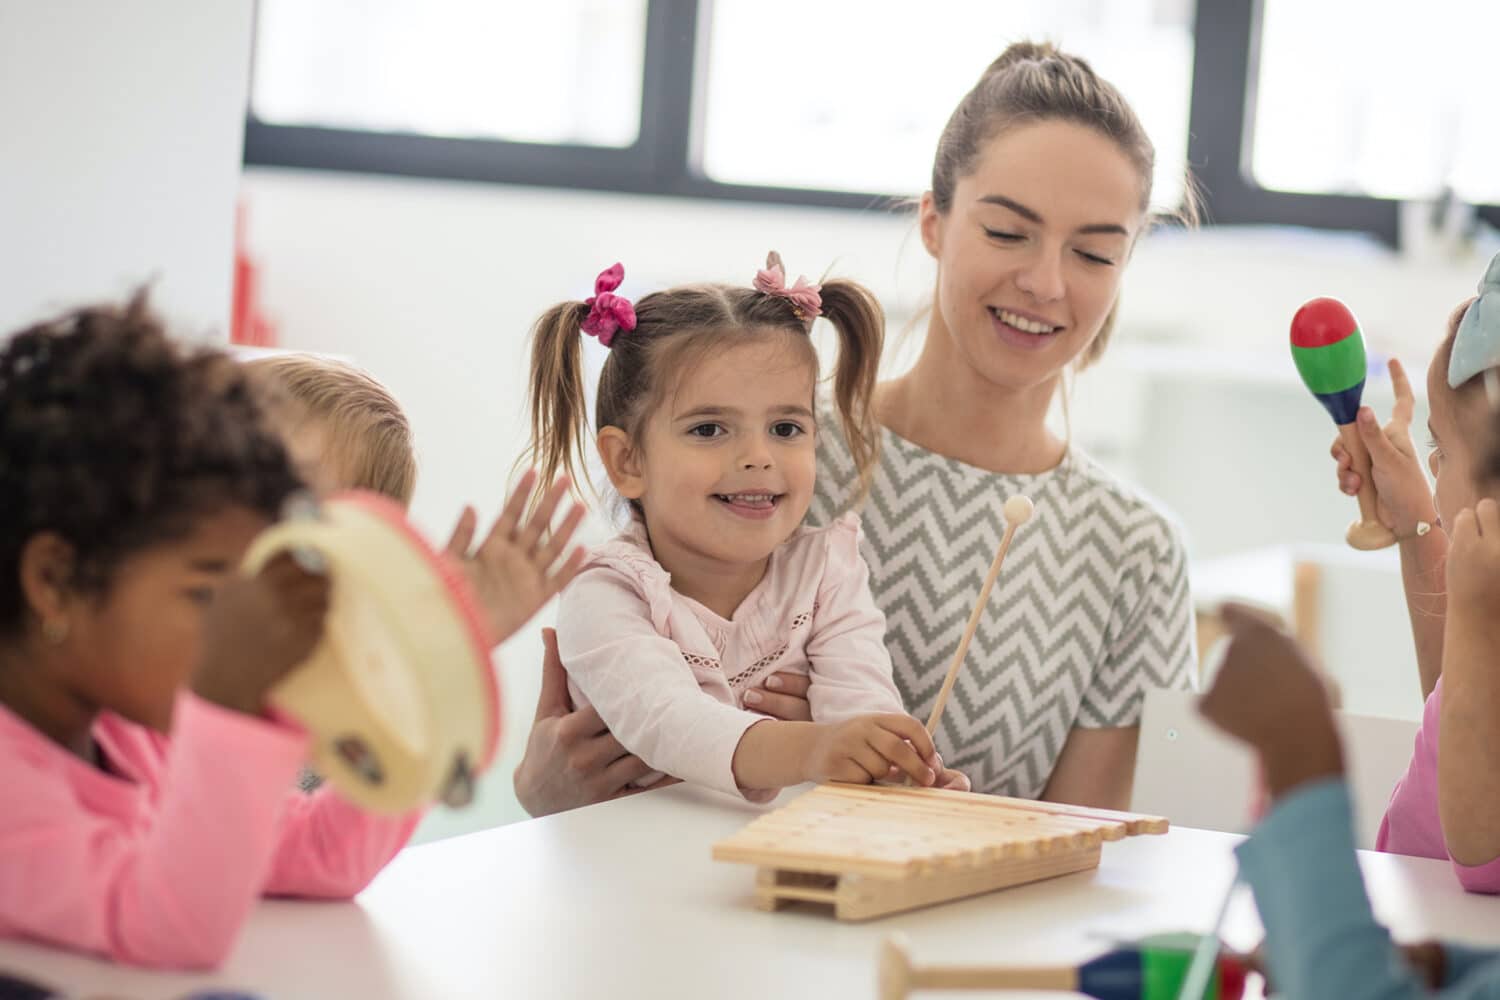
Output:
524,254,969,800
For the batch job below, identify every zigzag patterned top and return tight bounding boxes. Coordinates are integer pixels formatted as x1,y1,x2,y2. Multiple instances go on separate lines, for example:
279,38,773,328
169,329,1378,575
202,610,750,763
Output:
810,412,1196,798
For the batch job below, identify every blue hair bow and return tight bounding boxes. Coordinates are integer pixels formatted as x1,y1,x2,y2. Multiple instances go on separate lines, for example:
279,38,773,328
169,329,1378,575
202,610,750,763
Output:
1449,251,1500,388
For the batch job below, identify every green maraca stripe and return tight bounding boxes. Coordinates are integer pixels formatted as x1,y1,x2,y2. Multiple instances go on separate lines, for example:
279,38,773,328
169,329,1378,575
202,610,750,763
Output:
1143,947,1222,1000
1292,334,1366,395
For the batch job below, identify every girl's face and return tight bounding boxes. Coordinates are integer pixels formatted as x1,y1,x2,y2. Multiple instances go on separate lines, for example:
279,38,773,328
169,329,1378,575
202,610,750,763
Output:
56,505,269,732
919,119,1145,392
608,336,818,570
1426,301,1490,531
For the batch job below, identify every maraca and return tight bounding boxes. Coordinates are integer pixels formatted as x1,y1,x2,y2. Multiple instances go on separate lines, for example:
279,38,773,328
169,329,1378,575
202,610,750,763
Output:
1290,298,1397,550
878,935,1247,1000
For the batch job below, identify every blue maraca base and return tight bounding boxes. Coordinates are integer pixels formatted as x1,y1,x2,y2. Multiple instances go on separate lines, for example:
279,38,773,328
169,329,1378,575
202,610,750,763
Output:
1316,379,1366,426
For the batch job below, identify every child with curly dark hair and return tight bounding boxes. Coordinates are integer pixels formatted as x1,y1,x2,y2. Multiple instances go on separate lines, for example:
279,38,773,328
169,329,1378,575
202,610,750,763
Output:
0,294,582,970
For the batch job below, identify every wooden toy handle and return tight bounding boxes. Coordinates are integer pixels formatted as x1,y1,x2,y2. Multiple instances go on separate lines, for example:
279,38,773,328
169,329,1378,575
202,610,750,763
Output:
1336,422,1397,551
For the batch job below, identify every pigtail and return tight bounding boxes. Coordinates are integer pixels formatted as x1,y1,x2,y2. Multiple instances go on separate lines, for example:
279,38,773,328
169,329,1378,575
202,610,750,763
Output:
524,301,593,499
817,280,884,498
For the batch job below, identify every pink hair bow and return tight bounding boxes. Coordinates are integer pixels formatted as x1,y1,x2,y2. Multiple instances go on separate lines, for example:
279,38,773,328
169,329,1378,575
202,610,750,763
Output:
753,251,822,321
581,263,637,347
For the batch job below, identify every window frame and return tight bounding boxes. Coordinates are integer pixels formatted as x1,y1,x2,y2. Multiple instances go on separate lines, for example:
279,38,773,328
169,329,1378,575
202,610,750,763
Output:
243,0,896,212
244,0,1500,243
1186,0,1500,246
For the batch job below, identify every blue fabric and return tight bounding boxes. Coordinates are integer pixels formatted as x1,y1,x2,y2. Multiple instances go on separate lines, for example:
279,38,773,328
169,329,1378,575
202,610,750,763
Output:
1237,779,1500,998
1449,252,1500,388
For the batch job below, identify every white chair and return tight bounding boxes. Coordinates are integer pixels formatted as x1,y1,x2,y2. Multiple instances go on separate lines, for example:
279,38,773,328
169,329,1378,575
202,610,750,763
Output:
1131,688,1420,850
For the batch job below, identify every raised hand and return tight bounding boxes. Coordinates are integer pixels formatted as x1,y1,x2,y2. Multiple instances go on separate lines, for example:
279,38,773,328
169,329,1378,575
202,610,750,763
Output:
1197,603,1344,800
1445,498,1500,615
445,470,587,647
1329,358,1437,536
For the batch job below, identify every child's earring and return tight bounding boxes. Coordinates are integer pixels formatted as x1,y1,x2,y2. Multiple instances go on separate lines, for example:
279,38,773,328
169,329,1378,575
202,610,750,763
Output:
42,619,69,644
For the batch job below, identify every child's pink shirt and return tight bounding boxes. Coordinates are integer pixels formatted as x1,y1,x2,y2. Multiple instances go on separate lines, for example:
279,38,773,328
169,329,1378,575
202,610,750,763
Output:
1377,676,1500,893
556,512,905,801
0,691,419,969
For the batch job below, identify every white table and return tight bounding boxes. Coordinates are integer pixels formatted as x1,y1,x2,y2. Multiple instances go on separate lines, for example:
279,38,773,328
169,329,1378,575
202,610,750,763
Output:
4,784,1499,999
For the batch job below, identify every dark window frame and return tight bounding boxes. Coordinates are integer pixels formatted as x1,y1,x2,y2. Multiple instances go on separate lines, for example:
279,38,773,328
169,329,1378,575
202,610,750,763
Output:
243,0,897,213
1187,0,1500,246
244,0,1500,243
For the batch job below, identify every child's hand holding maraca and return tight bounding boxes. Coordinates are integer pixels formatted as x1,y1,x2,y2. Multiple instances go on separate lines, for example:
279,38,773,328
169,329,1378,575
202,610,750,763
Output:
443,469,587,648
1329,358,1437,538
193,553,331,717
1198,604,1344,801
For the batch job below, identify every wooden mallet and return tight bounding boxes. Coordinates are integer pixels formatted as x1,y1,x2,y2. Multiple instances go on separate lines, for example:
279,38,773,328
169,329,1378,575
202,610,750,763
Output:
878,934,1247,1000
924,494,1034,735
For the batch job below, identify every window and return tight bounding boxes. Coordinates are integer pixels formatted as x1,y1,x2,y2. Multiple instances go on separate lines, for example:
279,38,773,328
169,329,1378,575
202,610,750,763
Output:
251,0,648,148
1249,0,1500,204
698,0,1195,212
246,0,1495,241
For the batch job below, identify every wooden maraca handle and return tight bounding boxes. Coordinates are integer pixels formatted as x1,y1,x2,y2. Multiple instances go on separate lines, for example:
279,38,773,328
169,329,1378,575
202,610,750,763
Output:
1336,422,1397,550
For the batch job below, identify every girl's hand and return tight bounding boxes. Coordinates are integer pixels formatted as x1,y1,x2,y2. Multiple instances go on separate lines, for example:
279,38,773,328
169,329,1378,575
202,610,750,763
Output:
1445,498,1500,615
804,714,941,786
193,553,330,717
935,767,971,791
1329,359,1438,536
445,469,587,647
1197,603,1344,800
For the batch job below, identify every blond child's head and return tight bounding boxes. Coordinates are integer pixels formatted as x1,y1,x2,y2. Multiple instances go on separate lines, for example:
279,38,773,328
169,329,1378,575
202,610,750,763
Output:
247,355,416,507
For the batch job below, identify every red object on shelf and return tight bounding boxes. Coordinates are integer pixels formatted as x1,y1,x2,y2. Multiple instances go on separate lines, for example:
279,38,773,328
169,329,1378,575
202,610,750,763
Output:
230,200,278,347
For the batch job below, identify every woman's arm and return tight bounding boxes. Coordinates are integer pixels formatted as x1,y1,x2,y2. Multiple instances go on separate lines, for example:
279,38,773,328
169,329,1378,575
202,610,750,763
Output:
1040,725,1139,810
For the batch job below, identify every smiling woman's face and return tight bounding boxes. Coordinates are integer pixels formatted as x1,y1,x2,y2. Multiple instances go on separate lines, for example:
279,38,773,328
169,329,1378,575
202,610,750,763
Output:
920,119,1146,393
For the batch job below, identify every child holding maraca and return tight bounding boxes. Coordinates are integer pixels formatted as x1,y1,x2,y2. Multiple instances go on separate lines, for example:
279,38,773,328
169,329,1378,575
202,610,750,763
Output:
1301,252,1500,890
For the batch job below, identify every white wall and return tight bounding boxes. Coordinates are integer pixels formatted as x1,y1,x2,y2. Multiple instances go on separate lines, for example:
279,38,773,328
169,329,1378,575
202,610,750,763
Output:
241,166,1493,836
0,0,252,337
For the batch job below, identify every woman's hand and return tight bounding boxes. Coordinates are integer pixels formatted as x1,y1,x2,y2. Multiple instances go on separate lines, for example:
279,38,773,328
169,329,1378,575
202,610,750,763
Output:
445,470,586,648
1329,359,1437,537
512,628,658,817
744,670,813,721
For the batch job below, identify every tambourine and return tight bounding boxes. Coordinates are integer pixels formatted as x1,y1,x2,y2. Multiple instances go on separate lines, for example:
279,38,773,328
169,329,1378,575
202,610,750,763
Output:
242,491,500,814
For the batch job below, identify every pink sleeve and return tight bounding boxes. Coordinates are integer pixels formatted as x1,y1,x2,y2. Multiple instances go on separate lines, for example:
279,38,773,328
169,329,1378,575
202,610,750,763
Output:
556,567,766,798
0,693,307,970
803,514,905,722
1375,679,1500,892
1453,854,1500,894
1378,683,1446,860
262,789,420,899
